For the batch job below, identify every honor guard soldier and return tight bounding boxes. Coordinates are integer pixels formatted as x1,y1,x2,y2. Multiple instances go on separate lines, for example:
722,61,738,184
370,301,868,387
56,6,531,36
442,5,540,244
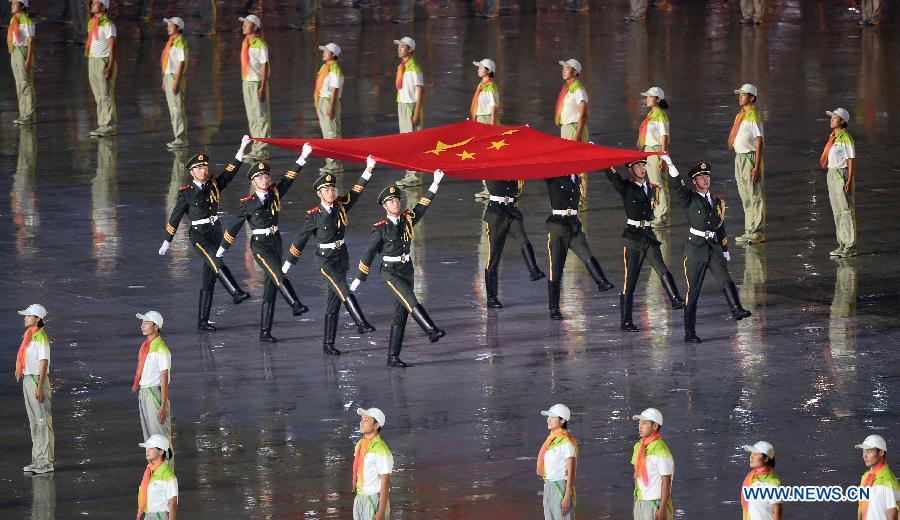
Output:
351,171,447,367
281,156,378,356
667,158,752,343
606,160,684,333
482,178,546,309
545,172,614,321
159,137,253,332
217,144,314,343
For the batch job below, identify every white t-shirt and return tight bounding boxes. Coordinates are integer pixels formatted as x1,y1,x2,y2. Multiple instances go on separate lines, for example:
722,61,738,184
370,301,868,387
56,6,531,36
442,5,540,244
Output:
397,59,424,104
9,14,34,47
139,338,171,388
146,467,178,513
560,86,588,126
88,18,117,59
732,110,764,154
863,484,900,520
632,440,675,501
644,121,669,147
827,133,856,170
745,481,782,520
163,39,186,76
543,440,576,481
243,38,269,82
359,447,393,495
23,338,50,376
475,87,498,116
318,64,344,99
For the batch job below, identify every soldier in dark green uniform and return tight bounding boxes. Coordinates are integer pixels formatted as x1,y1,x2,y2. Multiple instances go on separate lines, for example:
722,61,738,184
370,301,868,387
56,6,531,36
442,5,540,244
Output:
605,159,684,332
281,156,378,356
350,170,446,367
159,136,253,331
482,179,546,308
216,144,313,343
668,158,752,343
545,173,614,320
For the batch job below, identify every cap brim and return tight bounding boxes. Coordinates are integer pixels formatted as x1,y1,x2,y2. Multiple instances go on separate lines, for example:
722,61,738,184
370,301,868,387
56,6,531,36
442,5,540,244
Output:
472,61,482,67
318,46,328,50
741,444,759,453
558,61,569,67
640,91,652,97
17,310,29,315
135,313,148,321
855,443,880,450
393,40,403,45
356,407,370,418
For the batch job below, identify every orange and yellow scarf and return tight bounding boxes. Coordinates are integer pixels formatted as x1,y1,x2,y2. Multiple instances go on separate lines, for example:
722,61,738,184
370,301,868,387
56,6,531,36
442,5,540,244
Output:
352,437,373,489
470,78,494,120
820,130,838,170
160,33,179,75
395,56,411,91
132,338,152,391
740,466,772,512
536,430,578,477
85,14,104,56
137,459,164,513
313,61,334,105
858,461,887,520
6,13,21,54
14,325,40,381
554,79,576,126
634,432,662,487
727,110,748,150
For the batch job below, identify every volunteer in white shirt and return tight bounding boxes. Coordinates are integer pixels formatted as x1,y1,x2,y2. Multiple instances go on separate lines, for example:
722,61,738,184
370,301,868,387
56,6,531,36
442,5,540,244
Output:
15,303,54,474
353,407,393,520
740,441,783,520
239,14,270,161
821,107,857,257
471,57,499,200
537,404,577,520
393,36,425,188
86,0,118,137
8,0,36,125
132,311,174,465
314,42,345,174
728,83,766,244
855,435,899,520
136,434,178,520
161,17,188,149
631,408,674,520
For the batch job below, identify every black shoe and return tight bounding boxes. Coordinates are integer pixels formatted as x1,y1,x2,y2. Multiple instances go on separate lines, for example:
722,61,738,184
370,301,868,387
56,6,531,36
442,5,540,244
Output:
198,320,217,332
218,265,251,304
344,294,376,334
232,291,250,304
278,278,310,316
587,257,615,292
548,279,564,320
487,297,504,309
259,303,277,342
723,281,752,321
323,313,341,355
259,331,277,343
387,325,406,367
485,269,503,308
684,332,702,343
410,305,445,343
198,290,216,332
323,344,341,355
388,355,407,367
660,272,685,310
732,308,752,321
620,293,639,332
521,243,546,281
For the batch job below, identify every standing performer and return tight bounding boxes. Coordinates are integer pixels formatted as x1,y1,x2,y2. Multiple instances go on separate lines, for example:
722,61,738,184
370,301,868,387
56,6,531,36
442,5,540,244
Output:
351,171,447,367
556,59,588,144
217,145,314,343
739,441,783,520
16,303,54,474
482,176,546,309
136,434,178,520
393,36,425,187
353,407,393,520
729,84,766,244
667,158,752,343
605,160,683,333
159,137,253,332
471,58,499,200
239,14,270,161
8,0,36,126
545,172,614,321
86,0,117,138
537,404,577,520
133,311,173,464
314,42,344,175
631,408,674,520
160,17,188,149
854,434,899,520
282,156,378,356
821,107,857,258
739,0,766,24
637,87,670,227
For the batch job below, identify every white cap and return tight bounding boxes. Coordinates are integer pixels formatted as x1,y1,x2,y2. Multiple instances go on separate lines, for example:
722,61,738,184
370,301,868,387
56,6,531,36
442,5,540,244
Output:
641,86,665,100
541,403,571,422
97,0,110,8
140,434,171,453
357,407,386,427
239,14,261,28
558,59,582,74
742,441,775,459
632,407,664,426
472,58,496,73
734,83,759,98
163,17,185,30
826,108,850,123
10,0,30,8
18,304,47,319
856,434,888,452
393,36,416,51
318,43,342,57
136,311,164,329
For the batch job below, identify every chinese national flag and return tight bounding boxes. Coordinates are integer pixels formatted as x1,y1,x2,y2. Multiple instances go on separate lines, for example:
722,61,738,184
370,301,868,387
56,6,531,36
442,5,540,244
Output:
255,120,658,181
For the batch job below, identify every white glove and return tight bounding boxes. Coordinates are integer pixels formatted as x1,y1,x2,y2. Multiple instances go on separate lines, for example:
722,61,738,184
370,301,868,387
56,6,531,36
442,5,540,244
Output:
661,154,673,166
667,163,680,178
297,142,313,166
236,134,252,161
216,246,225,258
350,278,361,292
365,155,376,171
429,169,444,192
282,261,292,274
723,251,731,262
158,241,169,256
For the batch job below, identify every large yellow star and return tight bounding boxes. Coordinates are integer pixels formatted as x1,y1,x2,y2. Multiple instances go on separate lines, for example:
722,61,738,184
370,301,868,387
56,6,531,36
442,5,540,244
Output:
457,150,476,160
488,140,508,151
426,137,475,155
500,129,519,136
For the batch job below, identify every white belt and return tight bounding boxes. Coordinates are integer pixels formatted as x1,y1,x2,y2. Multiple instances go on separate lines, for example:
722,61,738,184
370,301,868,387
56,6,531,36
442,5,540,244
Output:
626,219,652,228
251,226,279,236
489,195,516,204
383,254,410,263
191,216,218,226
551,209,578,216
689,227,716,239
319,239,344,249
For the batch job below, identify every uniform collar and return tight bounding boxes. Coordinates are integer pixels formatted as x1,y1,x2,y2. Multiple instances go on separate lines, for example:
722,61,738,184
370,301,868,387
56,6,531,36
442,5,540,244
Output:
387,215,400,225
321,202,333,213
256,190,268,201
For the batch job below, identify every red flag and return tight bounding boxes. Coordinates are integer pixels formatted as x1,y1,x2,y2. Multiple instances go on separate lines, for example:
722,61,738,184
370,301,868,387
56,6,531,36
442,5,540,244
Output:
255,120,658,181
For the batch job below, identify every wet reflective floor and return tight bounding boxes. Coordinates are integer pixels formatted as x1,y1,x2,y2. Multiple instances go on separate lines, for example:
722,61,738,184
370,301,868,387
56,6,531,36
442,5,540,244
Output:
1,1,898,518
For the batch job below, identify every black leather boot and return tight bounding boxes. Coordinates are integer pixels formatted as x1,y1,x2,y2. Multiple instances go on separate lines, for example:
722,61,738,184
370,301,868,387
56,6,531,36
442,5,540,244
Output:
587,257,615,292
410,305,445,343
548,280,564,320
259,302,277,343
683,304,701,343
485,269,503,308
724,281,752,321
344,294,375,334
322,313,341,355
218,264,251,304
278,278,309,316
620,293,639,332
387,325,407,367
521,243,546,281
661,271,685,310
198,290,217,331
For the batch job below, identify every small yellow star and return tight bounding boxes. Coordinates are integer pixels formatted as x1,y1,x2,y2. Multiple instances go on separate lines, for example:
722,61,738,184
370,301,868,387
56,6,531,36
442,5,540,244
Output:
457,150,476,160
501,129,519,136
488,140,508,151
